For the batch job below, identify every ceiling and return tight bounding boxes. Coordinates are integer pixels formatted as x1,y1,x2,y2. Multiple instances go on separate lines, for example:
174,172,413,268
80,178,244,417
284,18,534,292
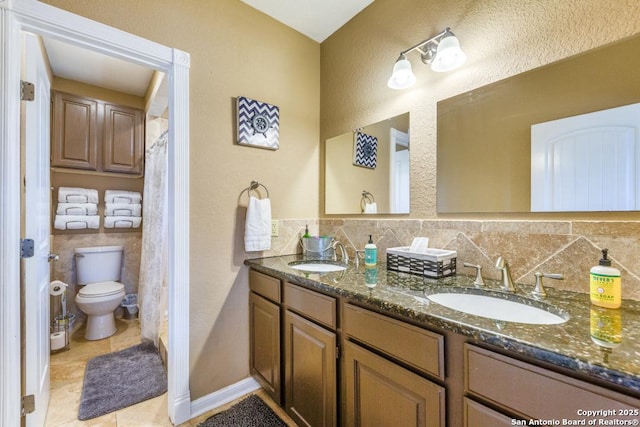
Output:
240,0,373,43
40,1,372,102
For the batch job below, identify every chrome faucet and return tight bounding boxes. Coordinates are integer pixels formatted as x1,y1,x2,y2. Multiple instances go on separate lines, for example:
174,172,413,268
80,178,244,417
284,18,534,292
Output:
495,257,516,292
332,240,349,264
463,262,485,287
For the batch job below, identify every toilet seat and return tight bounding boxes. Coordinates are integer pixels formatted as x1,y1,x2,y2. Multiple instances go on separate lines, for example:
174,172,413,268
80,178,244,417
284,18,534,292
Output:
78,281,125,298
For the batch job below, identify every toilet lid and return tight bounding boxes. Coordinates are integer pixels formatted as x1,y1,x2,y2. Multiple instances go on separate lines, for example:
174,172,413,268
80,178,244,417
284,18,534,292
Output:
78,281,124,298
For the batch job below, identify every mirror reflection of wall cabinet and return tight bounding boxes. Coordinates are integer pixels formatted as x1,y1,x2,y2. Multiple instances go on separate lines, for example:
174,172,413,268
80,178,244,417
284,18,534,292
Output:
325,112,410,215
437,34,640,213
51,90,145,176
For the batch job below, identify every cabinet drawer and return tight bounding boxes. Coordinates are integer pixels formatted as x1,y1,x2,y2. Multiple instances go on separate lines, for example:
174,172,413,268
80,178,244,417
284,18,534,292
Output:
284,282,336,329
249,270,281,303
343,304,444,380
465,344,640,420
464,398,512,427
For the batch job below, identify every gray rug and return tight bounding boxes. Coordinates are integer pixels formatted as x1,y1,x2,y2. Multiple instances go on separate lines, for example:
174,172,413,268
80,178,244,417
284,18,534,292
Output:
78,341,167,420
197,394,287,427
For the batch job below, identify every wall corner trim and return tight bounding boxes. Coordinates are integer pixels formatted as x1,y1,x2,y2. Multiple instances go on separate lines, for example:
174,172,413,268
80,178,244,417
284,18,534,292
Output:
189,377,261,421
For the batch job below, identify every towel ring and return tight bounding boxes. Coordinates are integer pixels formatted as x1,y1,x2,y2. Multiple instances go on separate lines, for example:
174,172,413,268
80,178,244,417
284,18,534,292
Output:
238,180,270,205
360,190,375,212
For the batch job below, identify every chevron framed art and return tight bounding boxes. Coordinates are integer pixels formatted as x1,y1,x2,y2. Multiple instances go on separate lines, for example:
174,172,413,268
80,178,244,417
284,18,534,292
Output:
237,96,280,150
353,131,377,169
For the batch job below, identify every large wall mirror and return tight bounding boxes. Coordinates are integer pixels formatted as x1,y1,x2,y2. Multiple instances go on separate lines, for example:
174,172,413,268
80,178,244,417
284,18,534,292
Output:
325,113,410,214
437,33,640,213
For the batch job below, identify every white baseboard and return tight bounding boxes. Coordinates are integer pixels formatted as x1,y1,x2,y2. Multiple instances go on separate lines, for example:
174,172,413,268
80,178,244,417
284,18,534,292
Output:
189,377,261,420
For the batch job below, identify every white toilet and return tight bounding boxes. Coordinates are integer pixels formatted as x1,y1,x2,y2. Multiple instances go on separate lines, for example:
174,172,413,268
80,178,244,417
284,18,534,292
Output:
74,245,126,340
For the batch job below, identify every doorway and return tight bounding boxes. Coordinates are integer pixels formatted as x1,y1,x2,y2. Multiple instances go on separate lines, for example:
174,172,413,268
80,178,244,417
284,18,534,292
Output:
0,1,191,425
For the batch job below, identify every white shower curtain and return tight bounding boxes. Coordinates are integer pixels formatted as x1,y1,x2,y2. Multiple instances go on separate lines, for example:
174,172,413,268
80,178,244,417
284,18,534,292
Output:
138,130,168,346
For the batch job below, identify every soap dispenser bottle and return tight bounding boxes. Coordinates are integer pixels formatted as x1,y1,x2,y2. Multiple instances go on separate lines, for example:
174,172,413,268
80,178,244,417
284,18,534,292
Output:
364,235,377,267
590,249,621,309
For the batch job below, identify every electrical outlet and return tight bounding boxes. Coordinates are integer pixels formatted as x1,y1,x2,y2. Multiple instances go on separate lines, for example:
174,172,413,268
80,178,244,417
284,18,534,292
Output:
271,220,279,237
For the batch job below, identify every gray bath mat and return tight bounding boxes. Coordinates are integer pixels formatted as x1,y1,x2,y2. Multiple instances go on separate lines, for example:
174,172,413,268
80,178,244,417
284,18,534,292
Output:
197,394,287,427
78,341,167,420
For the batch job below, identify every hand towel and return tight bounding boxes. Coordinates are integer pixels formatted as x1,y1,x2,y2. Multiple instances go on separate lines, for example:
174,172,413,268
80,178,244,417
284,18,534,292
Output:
364,202,377,214
244,196,271,252
57,187,99,204
56,203,98,216
105,203,142,217
54,215,100,230
104,190,142,204
104,216,142,229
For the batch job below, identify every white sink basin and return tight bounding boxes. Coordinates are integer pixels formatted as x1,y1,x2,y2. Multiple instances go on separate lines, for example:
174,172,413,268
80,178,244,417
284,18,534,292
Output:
288,262,347,273
426,292,568,325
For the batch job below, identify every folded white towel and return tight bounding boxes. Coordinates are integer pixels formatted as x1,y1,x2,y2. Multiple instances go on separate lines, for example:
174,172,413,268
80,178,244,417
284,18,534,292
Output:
244,196,271,252
104,216,142,229
104,190,142,204
56,203,98,216
104,203,142,217
57,187,98,204
364,202,377,214
54,215,100,230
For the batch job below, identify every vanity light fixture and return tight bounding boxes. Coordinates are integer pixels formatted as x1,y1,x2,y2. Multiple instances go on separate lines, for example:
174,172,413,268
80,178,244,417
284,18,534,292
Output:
387,27,466,90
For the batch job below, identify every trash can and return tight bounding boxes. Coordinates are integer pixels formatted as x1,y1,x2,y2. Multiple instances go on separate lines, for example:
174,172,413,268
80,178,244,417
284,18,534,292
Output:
121,293,138,320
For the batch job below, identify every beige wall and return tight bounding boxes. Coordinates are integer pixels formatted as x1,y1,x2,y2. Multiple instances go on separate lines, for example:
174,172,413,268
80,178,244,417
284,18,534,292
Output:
320,1,640,302
43,0,320,399
321,0,640,220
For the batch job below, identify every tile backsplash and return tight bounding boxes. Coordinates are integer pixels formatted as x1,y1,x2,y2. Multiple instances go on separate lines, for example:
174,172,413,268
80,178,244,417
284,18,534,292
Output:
261,219,640,301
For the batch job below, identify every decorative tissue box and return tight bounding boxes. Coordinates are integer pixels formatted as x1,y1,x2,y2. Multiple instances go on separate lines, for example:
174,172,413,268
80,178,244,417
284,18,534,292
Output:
386,247,457,278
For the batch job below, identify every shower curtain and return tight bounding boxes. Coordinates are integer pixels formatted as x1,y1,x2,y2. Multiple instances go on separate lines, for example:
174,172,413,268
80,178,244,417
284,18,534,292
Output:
138,130,168,346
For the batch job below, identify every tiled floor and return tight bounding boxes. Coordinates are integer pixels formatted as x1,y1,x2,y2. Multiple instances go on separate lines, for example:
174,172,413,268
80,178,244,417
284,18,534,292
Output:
46,318,296,426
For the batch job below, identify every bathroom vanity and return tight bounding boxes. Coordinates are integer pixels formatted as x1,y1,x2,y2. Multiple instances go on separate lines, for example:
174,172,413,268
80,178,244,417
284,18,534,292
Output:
246,255,640,427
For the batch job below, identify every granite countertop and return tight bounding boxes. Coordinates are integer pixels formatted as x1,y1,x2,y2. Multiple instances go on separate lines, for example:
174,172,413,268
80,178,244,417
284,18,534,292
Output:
245,254,640,395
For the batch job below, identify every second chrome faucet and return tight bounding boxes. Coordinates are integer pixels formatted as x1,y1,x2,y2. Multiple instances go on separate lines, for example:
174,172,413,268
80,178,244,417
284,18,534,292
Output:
495,256,516,292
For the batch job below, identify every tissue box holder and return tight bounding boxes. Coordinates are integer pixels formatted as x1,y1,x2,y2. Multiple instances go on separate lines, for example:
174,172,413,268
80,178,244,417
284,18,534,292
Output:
386,247,457,278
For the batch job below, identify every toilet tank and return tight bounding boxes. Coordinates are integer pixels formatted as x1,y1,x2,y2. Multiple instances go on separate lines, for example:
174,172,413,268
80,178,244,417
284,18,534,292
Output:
75,245,123,285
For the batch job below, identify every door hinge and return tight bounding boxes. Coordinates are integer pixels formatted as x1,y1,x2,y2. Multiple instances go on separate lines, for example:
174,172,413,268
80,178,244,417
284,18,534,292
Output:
20,239,34,258
20,80,35,101
336,345,341,359
21,394,35,416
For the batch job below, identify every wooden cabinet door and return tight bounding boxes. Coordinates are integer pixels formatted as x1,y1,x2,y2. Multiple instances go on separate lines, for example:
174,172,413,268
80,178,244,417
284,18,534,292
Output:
103,103,144,174
344,340,446,427
249,292,281,404
284,310,336,427
51,92,98,170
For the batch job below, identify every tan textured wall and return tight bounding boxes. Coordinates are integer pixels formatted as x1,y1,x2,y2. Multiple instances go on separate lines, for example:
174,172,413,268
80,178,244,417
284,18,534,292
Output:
320,0,640,300
321,0,640,219
43,0,320,399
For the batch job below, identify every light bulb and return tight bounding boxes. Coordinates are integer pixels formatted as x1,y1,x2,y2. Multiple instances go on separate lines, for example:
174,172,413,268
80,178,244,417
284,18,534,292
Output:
431,34,466,72
387,57,416,89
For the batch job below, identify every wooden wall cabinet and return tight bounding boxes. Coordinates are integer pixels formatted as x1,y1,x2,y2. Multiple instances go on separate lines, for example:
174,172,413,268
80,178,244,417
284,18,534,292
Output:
51,92,98,171
51,91,144,175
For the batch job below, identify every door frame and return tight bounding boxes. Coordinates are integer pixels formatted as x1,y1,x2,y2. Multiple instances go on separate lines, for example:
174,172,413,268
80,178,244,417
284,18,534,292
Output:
0,1,191,425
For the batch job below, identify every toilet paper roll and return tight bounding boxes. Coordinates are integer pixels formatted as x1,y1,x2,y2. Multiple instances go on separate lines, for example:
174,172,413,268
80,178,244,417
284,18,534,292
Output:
49,280,68,296
50,331,66,351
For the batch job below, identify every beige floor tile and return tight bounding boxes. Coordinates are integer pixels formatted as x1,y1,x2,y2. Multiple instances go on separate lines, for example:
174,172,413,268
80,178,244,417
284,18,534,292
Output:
114,394,173,427
45,381,83,426
56,412,117,427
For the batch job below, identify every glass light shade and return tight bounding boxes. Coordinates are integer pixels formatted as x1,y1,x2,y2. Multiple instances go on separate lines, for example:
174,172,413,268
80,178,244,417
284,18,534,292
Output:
387,57,416,89
431,34,466,72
